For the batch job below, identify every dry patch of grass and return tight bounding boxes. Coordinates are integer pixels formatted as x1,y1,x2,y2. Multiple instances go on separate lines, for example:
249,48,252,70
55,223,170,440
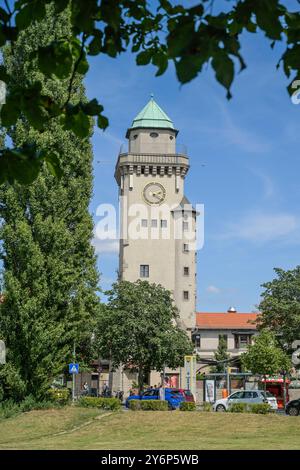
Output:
1,409,300,450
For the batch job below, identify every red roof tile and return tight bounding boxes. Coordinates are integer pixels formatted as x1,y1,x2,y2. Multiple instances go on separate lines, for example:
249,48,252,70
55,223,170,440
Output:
196,312,258,329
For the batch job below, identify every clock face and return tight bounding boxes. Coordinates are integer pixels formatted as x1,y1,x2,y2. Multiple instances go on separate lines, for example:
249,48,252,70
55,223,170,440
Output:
143,182,166,205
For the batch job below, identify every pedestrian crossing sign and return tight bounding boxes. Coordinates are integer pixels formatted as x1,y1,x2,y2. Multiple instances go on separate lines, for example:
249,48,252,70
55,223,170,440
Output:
69,363,79,374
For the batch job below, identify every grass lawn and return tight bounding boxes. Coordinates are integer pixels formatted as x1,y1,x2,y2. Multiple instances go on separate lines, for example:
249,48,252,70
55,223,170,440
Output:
0,408,299,450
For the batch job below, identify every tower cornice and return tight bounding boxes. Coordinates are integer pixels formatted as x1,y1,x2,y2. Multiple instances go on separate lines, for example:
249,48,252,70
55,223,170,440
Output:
114,152,189,185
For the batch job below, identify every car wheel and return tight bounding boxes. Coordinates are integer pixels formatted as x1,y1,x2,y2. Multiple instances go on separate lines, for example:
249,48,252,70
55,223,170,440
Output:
288,406,299,416
216,404,226,412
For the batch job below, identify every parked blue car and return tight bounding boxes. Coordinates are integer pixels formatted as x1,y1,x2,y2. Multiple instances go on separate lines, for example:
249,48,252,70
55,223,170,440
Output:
126,388,185,409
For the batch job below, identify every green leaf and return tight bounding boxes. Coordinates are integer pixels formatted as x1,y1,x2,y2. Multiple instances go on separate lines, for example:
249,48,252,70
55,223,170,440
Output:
212,51,234,99
44,152,63,178
152,52,168,76
175,55,205,84
97,114,109,130
136,50,153,66
0,96,20,127
62,108,91,138
38,40,73,79
82,99,103,116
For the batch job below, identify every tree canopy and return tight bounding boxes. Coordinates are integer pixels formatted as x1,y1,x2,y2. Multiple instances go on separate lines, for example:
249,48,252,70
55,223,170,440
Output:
212,336,230,374
1,0,300,183
241,330,291,379
95,280,193,392
258,266,300,348
0,5,100,400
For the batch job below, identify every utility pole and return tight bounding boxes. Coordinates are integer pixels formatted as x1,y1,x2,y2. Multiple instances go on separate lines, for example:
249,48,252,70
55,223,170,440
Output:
226,363,230,396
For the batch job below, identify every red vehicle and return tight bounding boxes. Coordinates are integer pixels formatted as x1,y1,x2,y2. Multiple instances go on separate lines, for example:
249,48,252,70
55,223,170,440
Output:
261,378,290,409
179,389,195,403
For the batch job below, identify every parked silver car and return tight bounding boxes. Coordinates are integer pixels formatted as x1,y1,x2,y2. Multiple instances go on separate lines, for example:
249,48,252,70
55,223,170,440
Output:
213,390,278,412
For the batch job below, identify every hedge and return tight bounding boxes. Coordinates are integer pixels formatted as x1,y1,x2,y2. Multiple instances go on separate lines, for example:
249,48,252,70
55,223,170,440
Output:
179,402,196,411
77,397,121,411
128,400,141,410
47,388,70,405
129,400,168,411
140,400,168,411
249,403,271,414
228,402,248,413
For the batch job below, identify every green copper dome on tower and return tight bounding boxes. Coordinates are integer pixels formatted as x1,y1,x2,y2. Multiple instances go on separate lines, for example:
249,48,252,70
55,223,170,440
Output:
126,95,177,137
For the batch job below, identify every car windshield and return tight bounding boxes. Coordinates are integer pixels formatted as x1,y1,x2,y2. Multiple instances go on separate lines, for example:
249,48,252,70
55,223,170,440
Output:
264,391,275,398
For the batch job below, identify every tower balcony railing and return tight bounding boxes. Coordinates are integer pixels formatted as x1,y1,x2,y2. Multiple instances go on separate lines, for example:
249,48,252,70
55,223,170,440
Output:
118,142,187,156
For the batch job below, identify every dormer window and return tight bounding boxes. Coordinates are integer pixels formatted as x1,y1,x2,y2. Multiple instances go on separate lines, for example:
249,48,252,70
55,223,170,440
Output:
133,134,138,140
169,135,173,140
150,132,159,138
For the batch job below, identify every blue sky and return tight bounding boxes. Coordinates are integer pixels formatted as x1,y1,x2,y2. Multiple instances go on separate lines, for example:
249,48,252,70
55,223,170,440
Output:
85,4,300,313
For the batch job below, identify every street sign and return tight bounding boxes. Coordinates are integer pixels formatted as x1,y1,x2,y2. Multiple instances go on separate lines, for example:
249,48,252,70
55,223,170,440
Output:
184,355,197,398
69,363,79,374
0,340,6,365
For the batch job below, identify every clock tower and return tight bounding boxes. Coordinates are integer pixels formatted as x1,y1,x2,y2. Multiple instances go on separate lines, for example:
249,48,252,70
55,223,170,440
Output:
115,96,196,332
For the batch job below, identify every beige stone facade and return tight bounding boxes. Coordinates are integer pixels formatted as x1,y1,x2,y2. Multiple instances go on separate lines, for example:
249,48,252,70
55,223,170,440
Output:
115,105,197,332
111,99,197,394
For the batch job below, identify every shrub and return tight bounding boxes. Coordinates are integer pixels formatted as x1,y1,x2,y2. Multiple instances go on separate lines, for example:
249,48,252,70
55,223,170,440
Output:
77,397,121,411
20,395,56,412
0,363,26,402
249,403,271,414
202,402,212,412
0,400,20,419
140,400,168,411
180,402,196,411
229,402,248,413
128,400,141,410
47,388,70,405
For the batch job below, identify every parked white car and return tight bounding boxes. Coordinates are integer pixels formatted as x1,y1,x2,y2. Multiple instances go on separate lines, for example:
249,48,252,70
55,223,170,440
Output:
212,390,278,412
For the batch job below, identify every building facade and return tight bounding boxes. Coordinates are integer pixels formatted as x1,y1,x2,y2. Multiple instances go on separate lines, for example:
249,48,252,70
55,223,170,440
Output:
192,308,259,371
115,96,197,331
111,97,197,394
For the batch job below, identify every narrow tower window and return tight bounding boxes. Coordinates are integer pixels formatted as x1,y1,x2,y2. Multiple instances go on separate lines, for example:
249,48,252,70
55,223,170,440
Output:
141,219,148,228
183,291,189,300
161,220,167,228
184,267,189,276
140,265,149,278
150,132,159,138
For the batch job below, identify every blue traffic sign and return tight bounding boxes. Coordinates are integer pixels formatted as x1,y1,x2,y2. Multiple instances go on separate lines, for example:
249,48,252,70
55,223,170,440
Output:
69,363,79,374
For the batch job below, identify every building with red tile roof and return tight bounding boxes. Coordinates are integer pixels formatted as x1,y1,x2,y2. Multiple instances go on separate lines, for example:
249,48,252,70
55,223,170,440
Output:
192,307,260,368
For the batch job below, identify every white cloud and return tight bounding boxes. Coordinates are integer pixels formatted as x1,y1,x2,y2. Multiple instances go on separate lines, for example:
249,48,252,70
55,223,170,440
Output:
219,211,299,243
206,285,221,294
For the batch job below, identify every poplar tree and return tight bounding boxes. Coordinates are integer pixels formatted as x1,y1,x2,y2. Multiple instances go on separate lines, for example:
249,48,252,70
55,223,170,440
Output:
0,5,99,399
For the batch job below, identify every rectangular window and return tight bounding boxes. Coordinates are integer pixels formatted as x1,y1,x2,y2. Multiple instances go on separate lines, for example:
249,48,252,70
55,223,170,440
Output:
234,334,251,349
183,244,189,252
141,219,148,228
161,220,167,228
140,265,149,278
183,221,189,231
218,334,228,347
183,267,189,276
183,290,189,300
151,219,157,228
